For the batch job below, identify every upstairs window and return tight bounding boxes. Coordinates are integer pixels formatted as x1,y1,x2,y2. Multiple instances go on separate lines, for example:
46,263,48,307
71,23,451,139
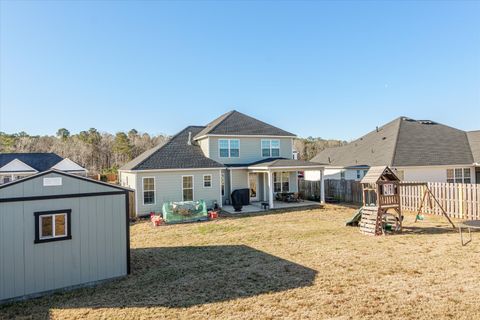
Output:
340,170,345,180
219,139,240,158
261,139,280,157
143,177,155,205
356,170,361,179
34,210,71,244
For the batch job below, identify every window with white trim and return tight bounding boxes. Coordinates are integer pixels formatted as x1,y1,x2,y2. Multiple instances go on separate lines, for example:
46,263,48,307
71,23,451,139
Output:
261,139,280,157
356,170,361,179
340,170,345,180
219,139,240,158
273,172,290,192
183,176,194,201
203,174,212,188
447,168,471,183
143,177,155,205
34,210,71,243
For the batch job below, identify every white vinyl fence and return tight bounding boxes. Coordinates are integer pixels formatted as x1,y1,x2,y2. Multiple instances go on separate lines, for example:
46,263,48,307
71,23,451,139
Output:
400,182,480,220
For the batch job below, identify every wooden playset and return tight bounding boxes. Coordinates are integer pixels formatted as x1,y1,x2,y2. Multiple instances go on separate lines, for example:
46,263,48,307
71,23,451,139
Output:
359,166,402,236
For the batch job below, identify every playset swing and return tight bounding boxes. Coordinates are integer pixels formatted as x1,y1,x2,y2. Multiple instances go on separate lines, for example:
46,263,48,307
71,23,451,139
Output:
351,166,456,236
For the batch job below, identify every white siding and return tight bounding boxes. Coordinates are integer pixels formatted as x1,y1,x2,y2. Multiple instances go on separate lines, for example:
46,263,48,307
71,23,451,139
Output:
230,169,249,192
198,138,210,157
398,166,476,183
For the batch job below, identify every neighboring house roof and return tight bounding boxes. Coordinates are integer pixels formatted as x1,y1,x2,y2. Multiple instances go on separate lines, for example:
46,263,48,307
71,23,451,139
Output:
467,131,480,164
361,166,399,184
194,110,296,139
120,126,224,170
312,117,477,167
0,153,65,172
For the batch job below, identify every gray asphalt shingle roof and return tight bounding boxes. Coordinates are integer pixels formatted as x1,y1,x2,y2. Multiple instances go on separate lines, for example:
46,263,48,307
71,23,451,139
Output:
194,110,296,139
0,153,64,172
467,131,480,163
120,126,224,170
312,117,477,167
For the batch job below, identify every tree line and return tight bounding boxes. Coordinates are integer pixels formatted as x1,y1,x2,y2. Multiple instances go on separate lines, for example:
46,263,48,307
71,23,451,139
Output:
0,129,344,174
0,129,169,174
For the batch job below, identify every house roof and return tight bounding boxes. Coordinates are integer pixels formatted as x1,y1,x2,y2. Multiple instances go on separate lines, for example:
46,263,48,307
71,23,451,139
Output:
194,110,296,139
120,126,224,171
248,158,324,169
361,166,400,184
0,153,64,172
467,131,480,164
225,157,324,169
312,117,477,167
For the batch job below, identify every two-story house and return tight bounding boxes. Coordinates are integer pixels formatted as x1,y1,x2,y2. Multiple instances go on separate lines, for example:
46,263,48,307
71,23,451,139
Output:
118,110,325,216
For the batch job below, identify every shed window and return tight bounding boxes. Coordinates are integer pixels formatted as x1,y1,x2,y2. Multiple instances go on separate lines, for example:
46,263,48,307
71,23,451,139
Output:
143,177,155,205
34,210,72,244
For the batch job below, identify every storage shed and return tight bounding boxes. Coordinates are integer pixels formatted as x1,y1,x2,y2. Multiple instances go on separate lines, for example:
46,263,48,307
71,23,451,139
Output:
0,170,131,303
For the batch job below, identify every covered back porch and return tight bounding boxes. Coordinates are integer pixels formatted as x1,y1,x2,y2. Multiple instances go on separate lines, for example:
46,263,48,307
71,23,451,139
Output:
226,158,325,211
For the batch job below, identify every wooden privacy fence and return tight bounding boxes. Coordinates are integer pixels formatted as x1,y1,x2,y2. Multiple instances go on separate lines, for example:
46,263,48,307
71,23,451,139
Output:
324,179,363,203
298,179,322,201
400,182,480,220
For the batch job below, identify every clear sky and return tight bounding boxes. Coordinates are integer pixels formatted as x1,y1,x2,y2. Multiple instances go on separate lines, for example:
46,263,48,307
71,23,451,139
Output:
0,1,479,140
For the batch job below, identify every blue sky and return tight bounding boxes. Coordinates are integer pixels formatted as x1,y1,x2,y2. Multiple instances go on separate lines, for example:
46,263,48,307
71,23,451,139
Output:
0,1,479,140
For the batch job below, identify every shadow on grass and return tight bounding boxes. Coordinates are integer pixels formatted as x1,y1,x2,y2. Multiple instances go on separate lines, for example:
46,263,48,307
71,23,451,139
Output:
401,226,458,235
220,206,323,220
0,245,317,318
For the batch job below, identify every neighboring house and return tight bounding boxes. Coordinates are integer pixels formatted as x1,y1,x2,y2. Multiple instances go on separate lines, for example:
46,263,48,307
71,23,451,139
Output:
312,117,480,184
119,110,325,216
0,170,131,303
0,153,87,184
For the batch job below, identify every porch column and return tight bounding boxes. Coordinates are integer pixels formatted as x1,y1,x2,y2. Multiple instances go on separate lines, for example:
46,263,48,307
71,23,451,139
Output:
320,169,325,204
267,170,274,209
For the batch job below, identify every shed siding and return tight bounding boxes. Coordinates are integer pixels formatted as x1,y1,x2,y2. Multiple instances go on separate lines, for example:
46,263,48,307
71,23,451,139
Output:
133,169,222,216
0,172,128,302
208,137,293,165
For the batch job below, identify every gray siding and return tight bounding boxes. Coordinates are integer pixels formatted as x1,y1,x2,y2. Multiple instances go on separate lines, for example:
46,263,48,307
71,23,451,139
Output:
0,173,127,302
208,137,293,165
230,169,249,192
133,169,222,216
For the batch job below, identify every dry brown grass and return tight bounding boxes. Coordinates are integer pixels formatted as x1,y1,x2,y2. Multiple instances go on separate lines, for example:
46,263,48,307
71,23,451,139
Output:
2,204,480,320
